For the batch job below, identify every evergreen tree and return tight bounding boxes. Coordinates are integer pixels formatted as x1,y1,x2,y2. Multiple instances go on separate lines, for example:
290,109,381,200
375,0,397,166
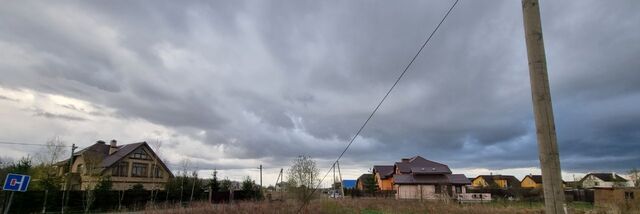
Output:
219,178,232,191
210,169,220,192
363,174,378,193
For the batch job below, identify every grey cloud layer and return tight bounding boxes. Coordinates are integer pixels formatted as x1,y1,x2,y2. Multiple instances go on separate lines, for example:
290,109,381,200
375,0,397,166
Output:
0,0,638,172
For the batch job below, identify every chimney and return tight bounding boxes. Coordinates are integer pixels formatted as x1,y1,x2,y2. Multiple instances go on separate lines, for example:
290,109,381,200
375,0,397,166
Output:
109,139,118,155
97,140,106,144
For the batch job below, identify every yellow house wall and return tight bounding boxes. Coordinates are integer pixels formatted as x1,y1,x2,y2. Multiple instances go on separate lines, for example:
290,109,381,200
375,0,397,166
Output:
495,179,507,188
472,177,487,187
521,177,542,188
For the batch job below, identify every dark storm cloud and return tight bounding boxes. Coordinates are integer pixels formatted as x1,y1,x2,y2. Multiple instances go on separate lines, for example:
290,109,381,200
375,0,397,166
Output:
0,0,638,173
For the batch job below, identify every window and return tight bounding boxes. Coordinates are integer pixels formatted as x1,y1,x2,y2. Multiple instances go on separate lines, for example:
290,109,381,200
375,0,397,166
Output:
132,163,148,177
152,164,163,178
131,148,150,160
626,192,635,200
76,164,84,174
435,185,441,193
455,186,462,193
112,161,129,177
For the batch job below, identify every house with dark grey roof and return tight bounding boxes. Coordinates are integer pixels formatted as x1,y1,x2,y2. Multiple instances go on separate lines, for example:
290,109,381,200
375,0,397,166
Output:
56,140,173,190
372,165,394,190
580,173,634,188
521,175,544,188
391,156,470,200
471,175,520,189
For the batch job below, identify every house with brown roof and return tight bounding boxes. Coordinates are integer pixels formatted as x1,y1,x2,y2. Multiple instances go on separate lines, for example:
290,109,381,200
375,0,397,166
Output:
57,140,173,191
372,165,394,191
471,175,520,189
580,173,634,188
392,156,470,200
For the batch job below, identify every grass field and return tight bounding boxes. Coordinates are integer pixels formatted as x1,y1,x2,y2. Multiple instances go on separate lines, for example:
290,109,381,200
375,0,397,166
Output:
141,198,639,214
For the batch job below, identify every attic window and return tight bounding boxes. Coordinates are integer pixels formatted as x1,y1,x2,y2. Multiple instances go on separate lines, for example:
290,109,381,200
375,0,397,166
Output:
131,148,150,160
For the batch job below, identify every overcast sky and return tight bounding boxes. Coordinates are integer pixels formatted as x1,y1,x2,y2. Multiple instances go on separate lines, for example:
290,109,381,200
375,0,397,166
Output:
1,0,639,185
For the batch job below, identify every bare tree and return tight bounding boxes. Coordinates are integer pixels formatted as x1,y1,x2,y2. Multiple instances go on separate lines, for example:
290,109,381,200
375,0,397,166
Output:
179,158,191,204
149,139,163,205
628,168,639,187
81,150,105,213
190,167,198,202
35,137,67,214
36,137,67,166
287,155,319,202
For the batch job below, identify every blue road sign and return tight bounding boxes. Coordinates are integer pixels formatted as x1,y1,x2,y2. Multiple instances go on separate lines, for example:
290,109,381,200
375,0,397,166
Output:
3,173,30,192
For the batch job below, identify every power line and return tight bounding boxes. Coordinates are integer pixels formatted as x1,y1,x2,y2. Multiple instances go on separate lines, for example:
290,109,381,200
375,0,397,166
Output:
296,0,460,212
0,141,74,147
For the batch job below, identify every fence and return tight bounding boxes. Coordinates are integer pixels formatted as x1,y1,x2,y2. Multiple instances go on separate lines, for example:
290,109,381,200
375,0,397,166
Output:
344,189,396,198
0,189,261,213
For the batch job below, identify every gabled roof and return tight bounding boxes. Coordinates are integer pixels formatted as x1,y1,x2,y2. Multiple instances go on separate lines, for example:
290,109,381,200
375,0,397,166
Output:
100,142,145,168
448,174,471,185
61,141,174,178
394,174,448,184
393,174,470,185
523,175,544,184
394,156,451,175
357,173,373,183
581,173,628,182
74,142,110,157
474,175,520,187
373,165,394,179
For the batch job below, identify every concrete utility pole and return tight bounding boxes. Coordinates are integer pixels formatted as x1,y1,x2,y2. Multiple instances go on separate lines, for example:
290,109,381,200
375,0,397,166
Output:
521,0,567,213
336,161,345,197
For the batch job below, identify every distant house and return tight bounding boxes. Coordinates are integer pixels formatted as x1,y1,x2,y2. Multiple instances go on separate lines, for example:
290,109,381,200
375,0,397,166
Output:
592,187,640,206
521,175,544,188
521,174,567,189
372,165,394,191
471,175,520,189
392,156,470,200
342,179,357,189
580,173,634,188
57,140,173,191
356,174,373,190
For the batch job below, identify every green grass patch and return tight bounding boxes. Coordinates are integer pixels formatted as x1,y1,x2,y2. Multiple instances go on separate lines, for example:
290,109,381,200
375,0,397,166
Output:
360,209,384,214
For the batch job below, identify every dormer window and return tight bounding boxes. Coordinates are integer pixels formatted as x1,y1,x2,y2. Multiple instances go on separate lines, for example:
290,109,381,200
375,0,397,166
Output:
131,148,150,160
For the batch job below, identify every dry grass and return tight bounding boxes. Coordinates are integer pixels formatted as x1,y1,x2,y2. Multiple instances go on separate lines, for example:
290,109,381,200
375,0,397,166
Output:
142,198,637,214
